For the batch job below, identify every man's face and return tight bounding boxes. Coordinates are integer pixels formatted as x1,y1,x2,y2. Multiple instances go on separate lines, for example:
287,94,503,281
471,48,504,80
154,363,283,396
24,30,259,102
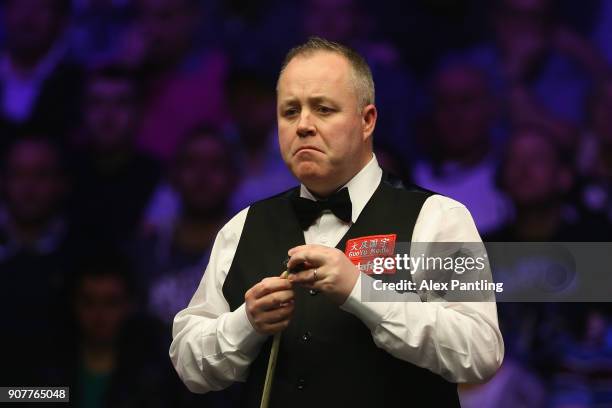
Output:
76,275,131,346
4,141,66,225
503,131,565,207
433,66,492,158
174,136,236,215
138,0,195,64
277,52,374,195
495,0,551,66
304,0,358,43
5,0,65,63
85,78,137,152
228,80,276,147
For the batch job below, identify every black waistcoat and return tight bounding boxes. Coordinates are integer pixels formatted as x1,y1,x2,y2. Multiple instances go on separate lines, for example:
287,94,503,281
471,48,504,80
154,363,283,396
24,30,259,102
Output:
222,174,460,407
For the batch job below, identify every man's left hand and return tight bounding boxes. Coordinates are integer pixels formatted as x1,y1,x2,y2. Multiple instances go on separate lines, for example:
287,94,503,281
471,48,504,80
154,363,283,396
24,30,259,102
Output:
286,244,360,304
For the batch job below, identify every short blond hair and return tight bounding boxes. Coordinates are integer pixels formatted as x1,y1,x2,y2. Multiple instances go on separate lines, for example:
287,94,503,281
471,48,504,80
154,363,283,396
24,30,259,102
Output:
277,36,375,109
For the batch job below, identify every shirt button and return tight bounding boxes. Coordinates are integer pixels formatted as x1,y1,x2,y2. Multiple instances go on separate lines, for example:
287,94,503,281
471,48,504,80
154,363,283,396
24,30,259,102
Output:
297,378,306,390
309,289,318,296
301,331,311,342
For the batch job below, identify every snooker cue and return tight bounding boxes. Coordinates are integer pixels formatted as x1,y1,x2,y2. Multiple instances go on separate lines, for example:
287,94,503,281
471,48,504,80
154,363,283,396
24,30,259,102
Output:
260,270,289,408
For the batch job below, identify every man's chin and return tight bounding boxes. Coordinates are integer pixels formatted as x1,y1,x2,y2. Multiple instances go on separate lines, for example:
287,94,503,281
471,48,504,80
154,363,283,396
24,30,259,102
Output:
292,163,330,184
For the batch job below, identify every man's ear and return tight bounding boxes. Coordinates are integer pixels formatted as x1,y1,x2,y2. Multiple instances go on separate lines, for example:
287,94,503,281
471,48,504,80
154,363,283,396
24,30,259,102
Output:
362,104,377,141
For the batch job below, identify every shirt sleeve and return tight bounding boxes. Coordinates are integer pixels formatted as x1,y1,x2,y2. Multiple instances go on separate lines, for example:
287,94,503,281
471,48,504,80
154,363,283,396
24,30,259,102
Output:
169,207,268,393
340,194,505,383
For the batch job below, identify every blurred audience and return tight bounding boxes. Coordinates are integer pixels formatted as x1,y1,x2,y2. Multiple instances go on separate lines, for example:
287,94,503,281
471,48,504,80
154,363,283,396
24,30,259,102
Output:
0,0,83,149
576,77,612,225
459,0,607,128
459,359,547,408
70,0,134,65
143,68,297,230
0,136,76,383
71,65,160,244
45,250,179,408
413,62,510,234
219,0,300,74
0,137,71,260
549,306,612,408
0,0,609,405
374,144,412,184
135,126,238,325
486,125,610,241
225,69,296,212
120,0,228,161
303,0,419,157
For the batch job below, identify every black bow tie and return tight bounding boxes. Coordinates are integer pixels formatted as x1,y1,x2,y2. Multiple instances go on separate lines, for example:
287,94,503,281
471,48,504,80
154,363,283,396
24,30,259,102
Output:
290,187,352,230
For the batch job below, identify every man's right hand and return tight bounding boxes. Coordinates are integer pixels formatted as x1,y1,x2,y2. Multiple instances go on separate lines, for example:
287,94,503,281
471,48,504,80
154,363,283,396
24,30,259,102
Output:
245,277,294,335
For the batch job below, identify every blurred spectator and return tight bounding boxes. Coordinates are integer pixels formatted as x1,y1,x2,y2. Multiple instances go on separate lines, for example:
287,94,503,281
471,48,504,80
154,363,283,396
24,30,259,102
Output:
374,143,412,184
413,62,510,234
0,0,83,150
459,359,547,408
458,0,607,127
226,69,296,212
486,124,611,406
0,137,71,260
592,0,612,67
71,65,160,244
144,69,297,229
0,136,76,383
120,0,228,161
576,77,612,224
135,126,238,325
303,0,419,158
45,250,178,407
70,0,135,65
378,1,490,76
219,0,300,74
549,306,612,407
486,125,609,241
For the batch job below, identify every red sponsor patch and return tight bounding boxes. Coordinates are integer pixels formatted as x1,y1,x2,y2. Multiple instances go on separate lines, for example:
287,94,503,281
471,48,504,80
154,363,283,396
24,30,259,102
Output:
345,234,397,275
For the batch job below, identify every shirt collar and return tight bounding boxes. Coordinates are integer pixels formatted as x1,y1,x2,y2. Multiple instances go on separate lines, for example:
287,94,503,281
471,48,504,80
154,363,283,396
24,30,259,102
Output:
299,153,382,223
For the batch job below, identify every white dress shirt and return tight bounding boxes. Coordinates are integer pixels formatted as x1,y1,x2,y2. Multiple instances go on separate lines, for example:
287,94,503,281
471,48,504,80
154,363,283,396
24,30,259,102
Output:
170,155,504,393
413,156,511,235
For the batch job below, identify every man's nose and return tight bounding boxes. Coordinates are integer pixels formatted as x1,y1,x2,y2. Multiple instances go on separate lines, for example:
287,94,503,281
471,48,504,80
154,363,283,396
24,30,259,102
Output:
296,111,316,138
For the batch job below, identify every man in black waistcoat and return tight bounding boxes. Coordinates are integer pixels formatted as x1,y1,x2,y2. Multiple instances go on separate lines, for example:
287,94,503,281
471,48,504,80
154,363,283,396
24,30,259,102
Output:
170,37,504,407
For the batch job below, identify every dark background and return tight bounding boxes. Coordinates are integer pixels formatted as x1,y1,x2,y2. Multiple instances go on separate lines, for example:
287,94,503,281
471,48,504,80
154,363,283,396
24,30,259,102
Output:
0,0,611,406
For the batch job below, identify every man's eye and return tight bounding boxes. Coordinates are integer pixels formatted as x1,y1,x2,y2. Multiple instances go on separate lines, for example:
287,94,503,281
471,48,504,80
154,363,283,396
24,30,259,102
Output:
283,108,298,117
317,106,333,114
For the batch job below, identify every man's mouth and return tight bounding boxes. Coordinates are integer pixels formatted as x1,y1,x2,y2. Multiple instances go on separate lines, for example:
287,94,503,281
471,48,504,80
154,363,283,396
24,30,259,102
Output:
294,146,323,155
